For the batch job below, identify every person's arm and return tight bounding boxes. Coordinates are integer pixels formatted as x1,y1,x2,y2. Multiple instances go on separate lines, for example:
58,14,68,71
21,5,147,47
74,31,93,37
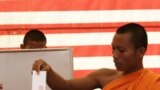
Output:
0,83,3,90
32,59,100,90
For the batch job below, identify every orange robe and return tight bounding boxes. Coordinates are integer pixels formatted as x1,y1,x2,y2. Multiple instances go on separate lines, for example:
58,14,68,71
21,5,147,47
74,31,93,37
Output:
103,69,160,90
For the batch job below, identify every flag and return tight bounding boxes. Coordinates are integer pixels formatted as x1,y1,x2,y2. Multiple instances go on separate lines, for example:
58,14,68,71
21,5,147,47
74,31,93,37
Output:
0,0,160,78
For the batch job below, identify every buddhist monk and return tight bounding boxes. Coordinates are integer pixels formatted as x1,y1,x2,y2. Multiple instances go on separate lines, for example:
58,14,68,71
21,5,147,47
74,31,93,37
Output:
32,23,160,90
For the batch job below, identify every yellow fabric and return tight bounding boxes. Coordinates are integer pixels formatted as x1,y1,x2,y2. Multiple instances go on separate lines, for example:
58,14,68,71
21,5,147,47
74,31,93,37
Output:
103,69,160,90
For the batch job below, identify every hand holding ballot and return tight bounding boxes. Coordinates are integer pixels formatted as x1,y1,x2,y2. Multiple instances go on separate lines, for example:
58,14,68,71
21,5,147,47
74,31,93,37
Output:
32,59,70,90
32,59,51,73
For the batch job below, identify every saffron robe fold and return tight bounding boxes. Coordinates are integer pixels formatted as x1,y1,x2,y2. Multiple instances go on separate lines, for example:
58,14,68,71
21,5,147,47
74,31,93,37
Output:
103,69,160,90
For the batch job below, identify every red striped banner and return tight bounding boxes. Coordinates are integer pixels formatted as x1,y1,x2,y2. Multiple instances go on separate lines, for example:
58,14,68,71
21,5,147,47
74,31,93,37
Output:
0,0,160,11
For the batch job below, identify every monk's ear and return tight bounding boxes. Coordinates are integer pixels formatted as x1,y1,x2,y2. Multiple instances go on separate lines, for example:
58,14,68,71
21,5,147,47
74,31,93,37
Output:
138,47,146,58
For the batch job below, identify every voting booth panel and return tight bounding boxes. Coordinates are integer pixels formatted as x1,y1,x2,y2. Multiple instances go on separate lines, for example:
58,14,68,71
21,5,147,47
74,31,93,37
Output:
0,48,73,90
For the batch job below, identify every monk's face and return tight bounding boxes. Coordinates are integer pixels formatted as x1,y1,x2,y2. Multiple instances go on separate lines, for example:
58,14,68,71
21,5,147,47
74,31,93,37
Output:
112,32,142,72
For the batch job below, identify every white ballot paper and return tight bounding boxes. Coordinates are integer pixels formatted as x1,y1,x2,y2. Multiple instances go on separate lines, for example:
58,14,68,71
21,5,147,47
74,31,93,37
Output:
32,71,46,90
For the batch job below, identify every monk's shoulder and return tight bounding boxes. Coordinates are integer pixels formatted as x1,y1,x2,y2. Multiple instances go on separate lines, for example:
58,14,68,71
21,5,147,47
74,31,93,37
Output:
93,68,121,76
88,68,121,77
87,68,122,87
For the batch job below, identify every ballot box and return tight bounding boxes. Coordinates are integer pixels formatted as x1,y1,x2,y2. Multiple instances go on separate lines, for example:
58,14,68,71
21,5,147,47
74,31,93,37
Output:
0,48,73,90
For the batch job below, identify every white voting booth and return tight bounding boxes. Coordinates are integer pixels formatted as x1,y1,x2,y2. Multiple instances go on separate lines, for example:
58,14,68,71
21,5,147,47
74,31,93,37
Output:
0,48,73,90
